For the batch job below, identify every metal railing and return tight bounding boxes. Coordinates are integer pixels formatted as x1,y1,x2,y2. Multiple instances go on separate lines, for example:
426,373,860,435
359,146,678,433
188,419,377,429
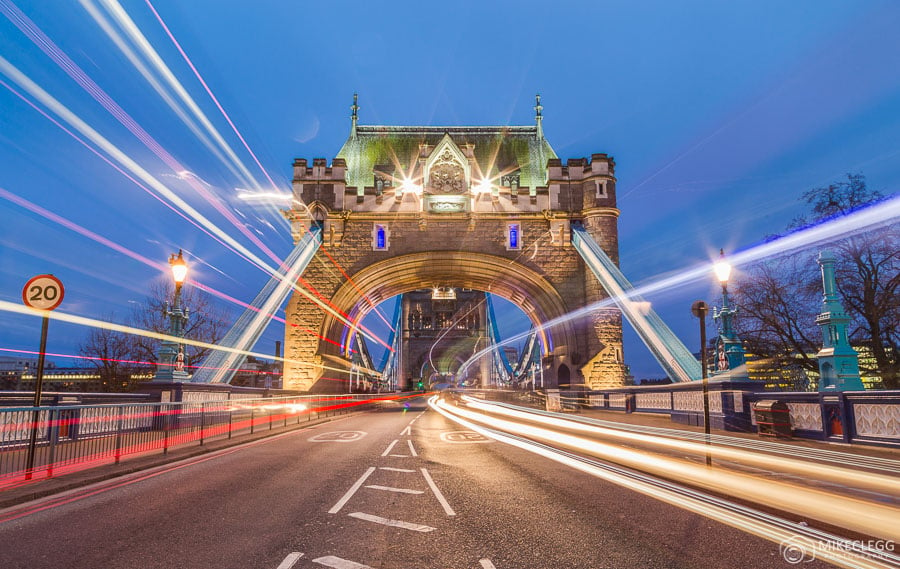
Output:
0,393,389,487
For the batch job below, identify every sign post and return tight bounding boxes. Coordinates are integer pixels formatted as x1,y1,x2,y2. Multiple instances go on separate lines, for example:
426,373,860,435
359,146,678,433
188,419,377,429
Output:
22,274,65,479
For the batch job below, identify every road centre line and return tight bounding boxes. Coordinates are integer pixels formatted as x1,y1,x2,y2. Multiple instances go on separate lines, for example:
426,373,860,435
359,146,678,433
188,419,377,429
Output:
328,467,375,514
407,439,418,457
275,552,303,569
312,556,373,569
381,440,399,456
365,484,424,494
347,511,436,532
379,467,415,472
421,467,455,516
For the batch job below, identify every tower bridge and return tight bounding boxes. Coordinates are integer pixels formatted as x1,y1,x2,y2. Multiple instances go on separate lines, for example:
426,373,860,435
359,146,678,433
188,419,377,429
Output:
280,96,628,392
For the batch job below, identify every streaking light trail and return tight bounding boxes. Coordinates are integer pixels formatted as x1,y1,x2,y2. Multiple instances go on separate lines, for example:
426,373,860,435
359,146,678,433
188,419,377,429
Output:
0,300,381,377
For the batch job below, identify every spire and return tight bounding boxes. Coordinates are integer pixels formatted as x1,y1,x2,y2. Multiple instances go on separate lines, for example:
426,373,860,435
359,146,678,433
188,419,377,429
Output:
350,93,359,139
534,93,544,140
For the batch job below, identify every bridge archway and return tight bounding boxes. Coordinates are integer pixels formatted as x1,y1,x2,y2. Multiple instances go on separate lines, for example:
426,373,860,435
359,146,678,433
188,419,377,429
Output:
320,251,577,378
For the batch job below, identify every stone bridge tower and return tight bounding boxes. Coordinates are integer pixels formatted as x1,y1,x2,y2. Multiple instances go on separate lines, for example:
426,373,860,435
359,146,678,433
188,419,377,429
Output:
283,95,627,391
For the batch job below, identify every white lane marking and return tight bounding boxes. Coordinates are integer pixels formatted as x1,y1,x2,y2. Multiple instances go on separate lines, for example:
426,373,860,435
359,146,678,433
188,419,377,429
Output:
365,484,424,495
389,454,409,458
312,556,373,569
421,467,455,516
399,425,412,436
348,511,436,532
381,439,399,456
328,467,376,514
379,467,415,472
479,560,497,569
407,439,418,457
276,552,303,569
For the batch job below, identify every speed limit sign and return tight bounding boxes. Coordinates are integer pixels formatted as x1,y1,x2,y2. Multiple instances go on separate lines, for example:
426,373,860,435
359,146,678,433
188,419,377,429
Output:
22,274,65,311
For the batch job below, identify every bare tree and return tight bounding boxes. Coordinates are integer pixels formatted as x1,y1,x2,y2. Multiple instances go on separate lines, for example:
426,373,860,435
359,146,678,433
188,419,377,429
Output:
734,173,899,389
79,313,146,391
128,281,231,373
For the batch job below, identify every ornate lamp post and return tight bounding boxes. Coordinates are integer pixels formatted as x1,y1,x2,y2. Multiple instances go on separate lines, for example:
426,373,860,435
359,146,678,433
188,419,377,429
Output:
154,250,190,382
712,249,746,376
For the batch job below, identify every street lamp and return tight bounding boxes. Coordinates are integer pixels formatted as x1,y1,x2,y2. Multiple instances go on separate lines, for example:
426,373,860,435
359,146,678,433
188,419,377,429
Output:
154,250,190,382
712,249,746,375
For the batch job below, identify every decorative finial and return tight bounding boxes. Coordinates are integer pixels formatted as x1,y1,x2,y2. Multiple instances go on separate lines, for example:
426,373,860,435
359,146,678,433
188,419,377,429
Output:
534,93,544,139
350,93,359,138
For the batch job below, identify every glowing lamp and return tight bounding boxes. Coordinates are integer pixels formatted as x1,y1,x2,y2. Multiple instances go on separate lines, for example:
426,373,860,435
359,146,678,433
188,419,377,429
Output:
474,178,492,194
400,178,422,194
169,250,188,284
713,249,731,285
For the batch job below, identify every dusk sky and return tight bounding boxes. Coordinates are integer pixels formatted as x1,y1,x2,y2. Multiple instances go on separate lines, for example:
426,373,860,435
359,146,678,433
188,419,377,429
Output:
1,1,899,380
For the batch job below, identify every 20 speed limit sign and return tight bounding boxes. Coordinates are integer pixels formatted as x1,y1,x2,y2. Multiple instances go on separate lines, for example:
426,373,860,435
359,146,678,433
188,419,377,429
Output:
22,274,65,311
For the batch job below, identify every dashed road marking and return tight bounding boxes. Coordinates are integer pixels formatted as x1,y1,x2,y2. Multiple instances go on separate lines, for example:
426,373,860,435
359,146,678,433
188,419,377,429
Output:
365,484,424,495
421,467,455,516
381,440,399,456
312,556,373,569
275,552,303,569
348,511,436,532
328,467,375,514
407,439,418,457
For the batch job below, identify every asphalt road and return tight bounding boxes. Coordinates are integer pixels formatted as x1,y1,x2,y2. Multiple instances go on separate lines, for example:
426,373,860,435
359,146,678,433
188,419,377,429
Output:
0,397,837,569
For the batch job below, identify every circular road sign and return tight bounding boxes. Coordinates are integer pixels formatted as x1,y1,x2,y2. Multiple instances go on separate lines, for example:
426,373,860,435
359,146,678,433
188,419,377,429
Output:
22,274,65,311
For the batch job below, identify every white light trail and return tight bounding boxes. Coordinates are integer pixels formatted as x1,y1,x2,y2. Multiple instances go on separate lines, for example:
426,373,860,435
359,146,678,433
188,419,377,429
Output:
0,300,360,376
0,57,390,350
87,0,270,193
429,397,899,569
462,396,900,496
435,397,899,542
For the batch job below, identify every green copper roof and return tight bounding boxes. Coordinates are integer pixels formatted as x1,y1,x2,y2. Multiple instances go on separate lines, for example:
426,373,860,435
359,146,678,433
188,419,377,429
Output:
337,125,558,191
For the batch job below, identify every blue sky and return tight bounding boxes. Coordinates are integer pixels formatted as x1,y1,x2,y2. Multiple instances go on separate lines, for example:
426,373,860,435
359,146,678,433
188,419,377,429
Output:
1,1,899,379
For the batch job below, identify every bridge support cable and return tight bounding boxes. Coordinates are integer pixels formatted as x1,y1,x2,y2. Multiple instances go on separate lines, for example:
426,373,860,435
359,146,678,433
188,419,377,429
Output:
485,294,514,386
378,297,403,391
571,226,701,382
192,226,323,384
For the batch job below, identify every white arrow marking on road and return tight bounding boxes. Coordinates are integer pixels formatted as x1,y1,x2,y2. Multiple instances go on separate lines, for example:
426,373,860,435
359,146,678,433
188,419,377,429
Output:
479,559,497,569
365,484,424,494
421,468,455,516
312,556,373,569
381,440,398,456
275,552,303,569
379,467,415,473
348,511,436,532
328,467,375,514
399,425,412,436
407,439,418,457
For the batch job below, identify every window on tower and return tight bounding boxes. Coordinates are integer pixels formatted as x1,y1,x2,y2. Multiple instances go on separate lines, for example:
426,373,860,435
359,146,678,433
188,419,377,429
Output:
507,223,521,250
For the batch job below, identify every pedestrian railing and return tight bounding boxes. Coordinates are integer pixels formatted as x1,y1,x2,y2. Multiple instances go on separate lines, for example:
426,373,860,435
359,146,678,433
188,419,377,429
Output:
0,393,390,488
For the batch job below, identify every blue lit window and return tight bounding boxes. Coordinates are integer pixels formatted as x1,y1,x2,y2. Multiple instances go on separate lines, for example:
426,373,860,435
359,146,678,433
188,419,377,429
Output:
508,223,520,250
374,224,388,250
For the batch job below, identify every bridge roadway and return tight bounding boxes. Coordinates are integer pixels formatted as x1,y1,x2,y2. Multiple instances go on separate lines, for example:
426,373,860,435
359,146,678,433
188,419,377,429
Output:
0,396,880,569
